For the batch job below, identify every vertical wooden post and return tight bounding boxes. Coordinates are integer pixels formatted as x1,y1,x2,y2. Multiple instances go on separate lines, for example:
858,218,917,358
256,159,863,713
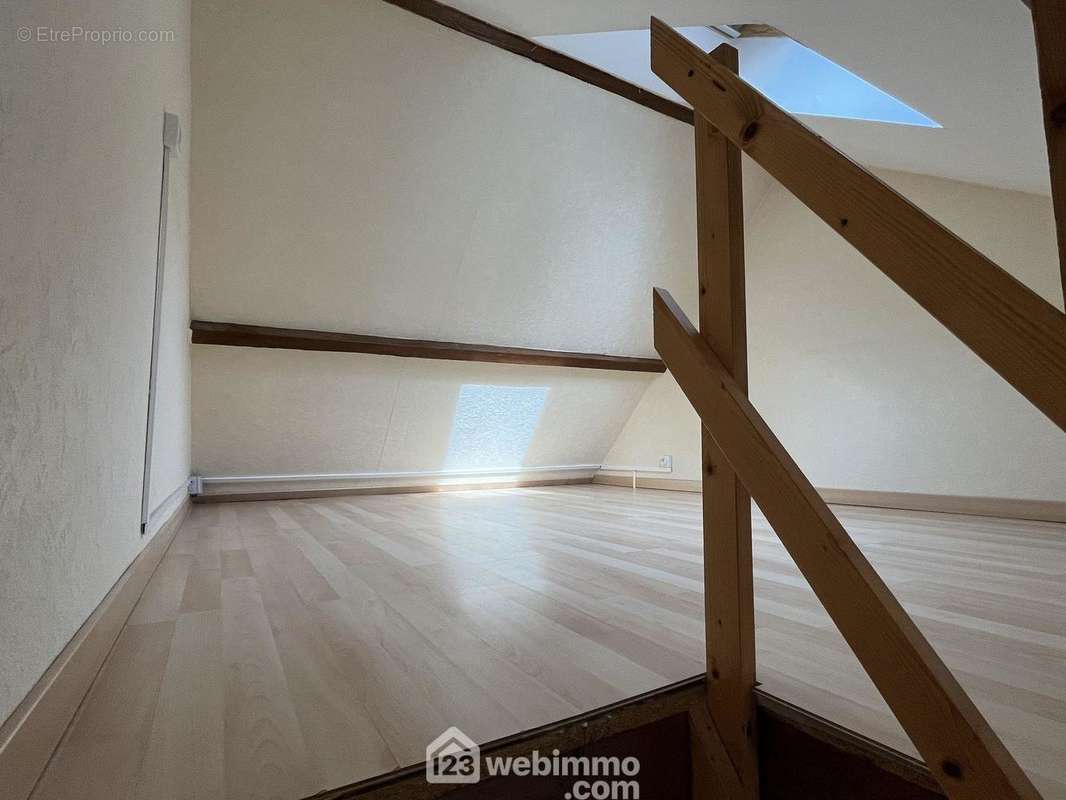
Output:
693,43,758,798
1030,0,1066,298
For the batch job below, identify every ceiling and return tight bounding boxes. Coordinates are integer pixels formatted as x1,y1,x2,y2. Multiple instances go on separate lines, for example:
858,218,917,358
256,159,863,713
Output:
448,0,1050,195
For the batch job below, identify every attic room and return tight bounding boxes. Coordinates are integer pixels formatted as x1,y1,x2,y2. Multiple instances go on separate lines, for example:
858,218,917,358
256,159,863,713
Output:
1,0,1064,799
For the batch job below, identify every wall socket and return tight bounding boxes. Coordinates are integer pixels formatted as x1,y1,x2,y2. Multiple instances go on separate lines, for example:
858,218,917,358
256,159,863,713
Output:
658,455,673,471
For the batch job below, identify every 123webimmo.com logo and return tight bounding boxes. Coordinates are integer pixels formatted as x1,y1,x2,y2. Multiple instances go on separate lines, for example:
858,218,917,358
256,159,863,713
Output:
426,726,480,784
426,726,641,798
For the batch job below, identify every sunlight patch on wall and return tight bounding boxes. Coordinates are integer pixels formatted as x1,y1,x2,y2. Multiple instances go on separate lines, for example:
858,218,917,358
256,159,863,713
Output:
444,385,549,470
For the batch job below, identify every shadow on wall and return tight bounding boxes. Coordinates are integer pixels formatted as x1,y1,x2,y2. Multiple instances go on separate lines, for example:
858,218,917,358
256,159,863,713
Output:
444,384,550,470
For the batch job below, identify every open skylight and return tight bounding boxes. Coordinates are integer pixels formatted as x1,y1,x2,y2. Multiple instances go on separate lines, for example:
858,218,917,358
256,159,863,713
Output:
535,24,940,128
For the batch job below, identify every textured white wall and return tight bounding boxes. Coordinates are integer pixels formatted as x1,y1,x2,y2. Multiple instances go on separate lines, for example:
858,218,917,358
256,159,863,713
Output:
606,169,1066,500
0,1,191,723
192,347,652,477
189,0,770,477
190,0,700,357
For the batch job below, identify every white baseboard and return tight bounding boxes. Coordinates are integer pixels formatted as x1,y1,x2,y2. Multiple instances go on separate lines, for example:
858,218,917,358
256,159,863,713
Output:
594,474,701,492
593,474,1066,523
818,488,1066,524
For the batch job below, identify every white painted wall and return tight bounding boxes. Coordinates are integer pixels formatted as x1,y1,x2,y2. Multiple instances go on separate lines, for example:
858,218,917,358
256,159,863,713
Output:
192,347,652,479
0,1,191,724
191,0,701,357
189,0,1064,501
606,169,1066,501
189,0,776,478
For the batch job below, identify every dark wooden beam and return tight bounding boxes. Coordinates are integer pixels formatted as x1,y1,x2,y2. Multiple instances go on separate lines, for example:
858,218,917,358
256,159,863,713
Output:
191,321,666,373
380,0,694,125
1029,0,1066,296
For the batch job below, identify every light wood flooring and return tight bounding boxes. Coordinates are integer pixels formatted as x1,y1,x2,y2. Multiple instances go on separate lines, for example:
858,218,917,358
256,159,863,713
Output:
30,485,1066,800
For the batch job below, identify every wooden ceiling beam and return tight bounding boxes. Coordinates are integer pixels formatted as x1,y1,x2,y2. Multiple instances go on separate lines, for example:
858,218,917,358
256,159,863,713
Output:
1028,0,1066,297
380,0,694,125
191,321,666,373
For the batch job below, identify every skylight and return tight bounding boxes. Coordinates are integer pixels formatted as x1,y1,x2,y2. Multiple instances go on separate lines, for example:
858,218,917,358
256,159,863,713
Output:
534,24,940,128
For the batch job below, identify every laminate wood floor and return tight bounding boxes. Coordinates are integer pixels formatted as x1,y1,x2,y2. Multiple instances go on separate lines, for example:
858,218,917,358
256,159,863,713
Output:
30,485,1066,800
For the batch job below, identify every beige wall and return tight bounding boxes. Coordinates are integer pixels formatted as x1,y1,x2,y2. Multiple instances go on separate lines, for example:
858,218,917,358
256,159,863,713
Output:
0,1,191,723
189,0,1064,499
192,346,652,479
606,169,1066,501
191,0,699,357
189,1,775,477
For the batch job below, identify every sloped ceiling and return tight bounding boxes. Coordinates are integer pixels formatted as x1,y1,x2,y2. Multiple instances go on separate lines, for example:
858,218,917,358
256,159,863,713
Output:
192,0,715,357
447,0,1049,194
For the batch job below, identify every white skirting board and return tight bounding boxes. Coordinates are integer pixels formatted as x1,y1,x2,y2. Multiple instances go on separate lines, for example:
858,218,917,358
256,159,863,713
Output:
591,474,1066,524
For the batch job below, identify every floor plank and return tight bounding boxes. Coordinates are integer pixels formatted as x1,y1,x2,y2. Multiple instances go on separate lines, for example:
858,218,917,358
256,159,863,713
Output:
30,485,1066,799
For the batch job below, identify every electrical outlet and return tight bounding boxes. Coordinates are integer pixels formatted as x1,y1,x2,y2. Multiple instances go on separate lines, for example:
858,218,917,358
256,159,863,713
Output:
658,455,673,471
187,476,203,496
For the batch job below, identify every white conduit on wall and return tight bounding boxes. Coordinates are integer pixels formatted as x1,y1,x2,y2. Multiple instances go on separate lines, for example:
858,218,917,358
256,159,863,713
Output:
196,463,673,491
